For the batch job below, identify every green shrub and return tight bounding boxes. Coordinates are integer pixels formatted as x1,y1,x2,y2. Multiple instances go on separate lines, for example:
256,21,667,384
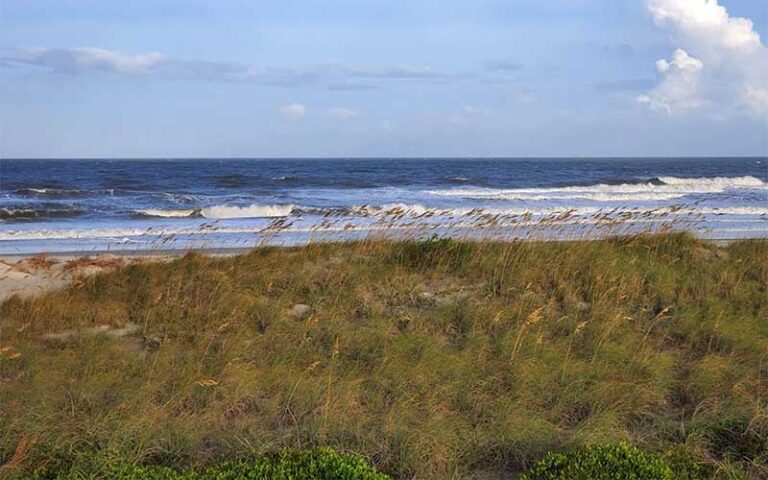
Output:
29,461,187,480
522,442,676,480
202,449,390,480
27,448,390,480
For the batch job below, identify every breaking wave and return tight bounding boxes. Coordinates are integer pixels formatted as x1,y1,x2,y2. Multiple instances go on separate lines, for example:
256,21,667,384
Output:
135,204,296,219
656,176,765,187
3,205,766,242
425,176,767,202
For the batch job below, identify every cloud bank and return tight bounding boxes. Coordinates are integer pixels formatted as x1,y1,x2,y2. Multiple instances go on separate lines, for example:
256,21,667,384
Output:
7,47,166,74
640,0,768,115
1,47,458,89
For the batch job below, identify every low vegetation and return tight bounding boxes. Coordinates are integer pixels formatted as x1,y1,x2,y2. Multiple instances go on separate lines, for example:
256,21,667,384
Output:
521,442,708,480
26,448,390,480
1,234,766,478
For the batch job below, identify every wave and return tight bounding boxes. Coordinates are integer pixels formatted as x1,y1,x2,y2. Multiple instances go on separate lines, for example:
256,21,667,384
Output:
136,203,453,220
134,202,768,221
0,206,87,221
3,206,766,242
135,203,295,219
447,176,471,183
159,192,199,203
15,188,110,198
320,204,767,218
656,176,765,187
134,209,201,218
346,203,432,217
201,204,295,219
426,188,690,202
694,206,768,216
425,176,767,202
3,200,767,242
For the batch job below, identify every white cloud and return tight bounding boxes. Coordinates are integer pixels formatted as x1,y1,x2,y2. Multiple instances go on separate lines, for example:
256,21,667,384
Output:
638,49,704,113
326,107,359,120
279,103,307,120
640,0,768,115
1,47,457,90
8,47,166,74
647,0,761,52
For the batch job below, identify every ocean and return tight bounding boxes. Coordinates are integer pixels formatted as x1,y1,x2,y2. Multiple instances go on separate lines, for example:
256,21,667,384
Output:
1,158,766,254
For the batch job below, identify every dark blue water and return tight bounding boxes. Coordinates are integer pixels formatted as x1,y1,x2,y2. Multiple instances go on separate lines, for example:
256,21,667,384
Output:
1,158,766,253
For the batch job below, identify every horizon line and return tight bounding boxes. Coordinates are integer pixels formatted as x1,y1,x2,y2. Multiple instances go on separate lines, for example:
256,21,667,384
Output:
3,155,766,161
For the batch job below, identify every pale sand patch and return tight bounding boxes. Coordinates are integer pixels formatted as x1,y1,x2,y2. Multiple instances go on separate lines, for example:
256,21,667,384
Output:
0,251,243,303
0,254,159,302
0,258,73,302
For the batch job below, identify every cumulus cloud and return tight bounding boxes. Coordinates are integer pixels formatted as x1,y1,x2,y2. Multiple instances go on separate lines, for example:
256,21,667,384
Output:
280,103,307,120
326,107,359,120
640,0,768,114
638,49,704,113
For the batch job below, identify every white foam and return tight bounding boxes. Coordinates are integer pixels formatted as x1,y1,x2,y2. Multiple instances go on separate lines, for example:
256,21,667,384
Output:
693,206,768,215
137,208,198,218
425,188,687,202
136,204,295,219
658,176,766,187
3,203,767,243
425,176,767,202
0,226,261,241
199,204,294,219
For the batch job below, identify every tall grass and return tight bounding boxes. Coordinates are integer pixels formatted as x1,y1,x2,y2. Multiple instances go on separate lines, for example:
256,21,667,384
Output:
1,233,766,478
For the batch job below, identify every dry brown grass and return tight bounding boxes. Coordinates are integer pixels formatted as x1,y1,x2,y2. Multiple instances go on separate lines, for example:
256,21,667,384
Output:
0,233,766,479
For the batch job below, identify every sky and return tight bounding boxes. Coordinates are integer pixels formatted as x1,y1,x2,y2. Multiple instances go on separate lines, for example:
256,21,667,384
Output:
0,0,766,158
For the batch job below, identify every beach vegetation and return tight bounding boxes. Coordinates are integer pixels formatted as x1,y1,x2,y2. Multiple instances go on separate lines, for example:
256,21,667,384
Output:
1,233,766,478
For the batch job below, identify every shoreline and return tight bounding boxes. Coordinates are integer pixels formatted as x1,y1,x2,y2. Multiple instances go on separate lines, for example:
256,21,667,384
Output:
0,235,755,260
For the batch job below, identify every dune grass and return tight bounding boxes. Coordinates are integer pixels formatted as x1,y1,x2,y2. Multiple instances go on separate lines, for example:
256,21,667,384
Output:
1,233,766,478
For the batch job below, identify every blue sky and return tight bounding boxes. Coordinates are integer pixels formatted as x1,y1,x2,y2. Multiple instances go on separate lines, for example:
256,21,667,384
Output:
0,0,766,158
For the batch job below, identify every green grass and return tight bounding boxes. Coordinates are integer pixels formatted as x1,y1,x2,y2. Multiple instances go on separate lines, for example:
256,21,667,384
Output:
1,233,766,478
521,441,710,480
25,448,390,479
